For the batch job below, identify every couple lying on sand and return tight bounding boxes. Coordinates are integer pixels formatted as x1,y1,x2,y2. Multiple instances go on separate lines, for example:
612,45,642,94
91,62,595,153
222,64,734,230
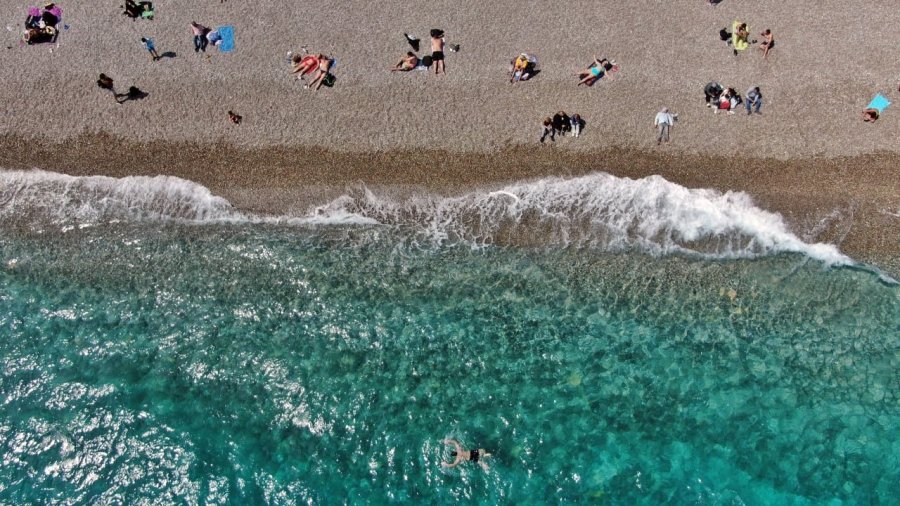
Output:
291,51,335,90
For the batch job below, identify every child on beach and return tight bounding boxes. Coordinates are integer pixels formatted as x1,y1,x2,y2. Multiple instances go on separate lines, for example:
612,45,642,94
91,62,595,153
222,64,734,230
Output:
430,29,445,75
141,37,159,61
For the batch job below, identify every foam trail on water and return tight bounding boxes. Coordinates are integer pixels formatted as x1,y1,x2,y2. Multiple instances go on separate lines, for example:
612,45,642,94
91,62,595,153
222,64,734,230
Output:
0,169,243,223
314,174,852,265
0,169,851,264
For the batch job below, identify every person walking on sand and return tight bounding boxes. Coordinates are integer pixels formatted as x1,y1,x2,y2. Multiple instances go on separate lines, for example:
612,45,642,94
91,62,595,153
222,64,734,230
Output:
654,107,677,145
745,87,762,115
97,73,116,97
759,29,774,59
141,37,159,61
430,29,445,75
442,439,490,471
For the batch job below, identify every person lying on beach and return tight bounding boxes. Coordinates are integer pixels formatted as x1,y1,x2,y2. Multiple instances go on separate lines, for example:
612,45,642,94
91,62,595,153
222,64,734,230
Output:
861,109,879,123
442,439,490,471
759,29,774,58
576,57,614,86
391,52,419,71
430,29,445,75
291,53,320,78
307,55,334,90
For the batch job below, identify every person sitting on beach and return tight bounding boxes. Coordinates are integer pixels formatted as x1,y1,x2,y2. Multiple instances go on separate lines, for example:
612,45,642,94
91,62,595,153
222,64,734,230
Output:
759,29,774,58
228,110,242,125
510,53,536,83
570,113,584,138
391,52,419,72
307,55,334,90
576,57,614,86
861,109,879,123
540,117,555,143
430,29,446,75
704,81,724,107
552,111,571,136
291,53,320,78
442,439,490,471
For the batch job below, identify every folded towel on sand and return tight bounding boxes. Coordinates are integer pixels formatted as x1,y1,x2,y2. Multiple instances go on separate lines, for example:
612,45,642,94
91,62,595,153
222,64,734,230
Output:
866,94,891,113
217,25,234,52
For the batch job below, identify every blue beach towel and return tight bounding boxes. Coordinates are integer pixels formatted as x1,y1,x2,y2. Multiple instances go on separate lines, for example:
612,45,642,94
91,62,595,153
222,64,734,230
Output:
217,25,234,52
866,94,890,114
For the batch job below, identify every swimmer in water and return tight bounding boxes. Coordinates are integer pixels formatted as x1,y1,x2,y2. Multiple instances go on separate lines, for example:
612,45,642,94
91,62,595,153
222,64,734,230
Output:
442,439,490,470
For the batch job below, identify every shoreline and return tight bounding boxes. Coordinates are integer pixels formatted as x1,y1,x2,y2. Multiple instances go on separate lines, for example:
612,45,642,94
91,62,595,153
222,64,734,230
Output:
2,134,898,275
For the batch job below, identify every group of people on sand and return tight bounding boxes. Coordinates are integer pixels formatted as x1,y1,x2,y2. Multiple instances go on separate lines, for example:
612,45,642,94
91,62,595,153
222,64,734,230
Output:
720,21,774,59
121,0,154,20
22,2,62,45
540,112,585,143
389,30,455,75
704,82,762,115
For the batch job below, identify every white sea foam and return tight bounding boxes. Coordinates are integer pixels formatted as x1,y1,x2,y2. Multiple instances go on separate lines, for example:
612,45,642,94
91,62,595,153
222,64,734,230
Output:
0,169,852,264
0,169,242,223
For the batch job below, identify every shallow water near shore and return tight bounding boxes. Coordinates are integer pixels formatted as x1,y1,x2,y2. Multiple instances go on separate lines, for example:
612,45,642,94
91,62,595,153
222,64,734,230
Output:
1,221,897,504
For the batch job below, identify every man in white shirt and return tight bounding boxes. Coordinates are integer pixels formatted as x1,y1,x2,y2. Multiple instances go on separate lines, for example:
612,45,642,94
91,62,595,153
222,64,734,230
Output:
654,108,677,145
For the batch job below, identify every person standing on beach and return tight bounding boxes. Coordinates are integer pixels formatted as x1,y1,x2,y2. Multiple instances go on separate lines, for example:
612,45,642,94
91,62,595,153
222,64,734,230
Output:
430,29,445,75
654,108,677,145
141,37,159,61
191,22,210,53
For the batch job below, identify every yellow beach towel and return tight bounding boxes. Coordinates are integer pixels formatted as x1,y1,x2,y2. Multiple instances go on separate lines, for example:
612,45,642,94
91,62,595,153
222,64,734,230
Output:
732,20,750,52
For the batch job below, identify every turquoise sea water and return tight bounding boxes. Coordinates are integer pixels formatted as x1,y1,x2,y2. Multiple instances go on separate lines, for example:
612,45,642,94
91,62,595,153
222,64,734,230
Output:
1,222,897,504
1,170,898,504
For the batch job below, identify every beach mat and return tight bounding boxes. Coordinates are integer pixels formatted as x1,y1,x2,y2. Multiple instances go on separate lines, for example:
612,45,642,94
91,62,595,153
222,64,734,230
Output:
866,94,891,113
217,25,234,52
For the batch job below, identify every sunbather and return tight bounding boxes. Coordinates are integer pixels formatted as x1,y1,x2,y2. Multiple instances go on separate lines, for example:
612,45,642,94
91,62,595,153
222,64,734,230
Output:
307,55,334,90
576,56,614,86
391,52,419,72
291,53,320,78
861,109,879,123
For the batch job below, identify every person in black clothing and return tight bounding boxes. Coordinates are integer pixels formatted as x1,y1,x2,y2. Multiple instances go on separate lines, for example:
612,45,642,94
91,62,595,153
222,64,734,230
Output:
552,111,571,136
441,439,490,470
704,81,724,107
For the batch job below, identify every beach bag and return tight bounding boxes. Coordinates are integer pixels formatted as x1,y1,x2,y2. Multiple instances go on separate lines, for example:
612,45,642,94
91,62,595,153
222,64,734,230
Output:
322,73,336,87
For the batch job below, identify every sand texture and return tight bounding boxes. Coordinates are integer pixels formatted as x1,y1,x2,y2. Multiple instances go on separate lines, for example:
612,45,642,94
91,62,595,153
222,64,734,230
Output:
0,0,898,156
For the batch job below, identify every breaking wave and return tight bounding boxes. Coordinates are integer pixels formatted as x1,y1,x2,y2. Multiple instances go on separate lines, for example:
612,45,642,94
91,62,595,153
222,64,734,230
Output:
0,169,851,264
